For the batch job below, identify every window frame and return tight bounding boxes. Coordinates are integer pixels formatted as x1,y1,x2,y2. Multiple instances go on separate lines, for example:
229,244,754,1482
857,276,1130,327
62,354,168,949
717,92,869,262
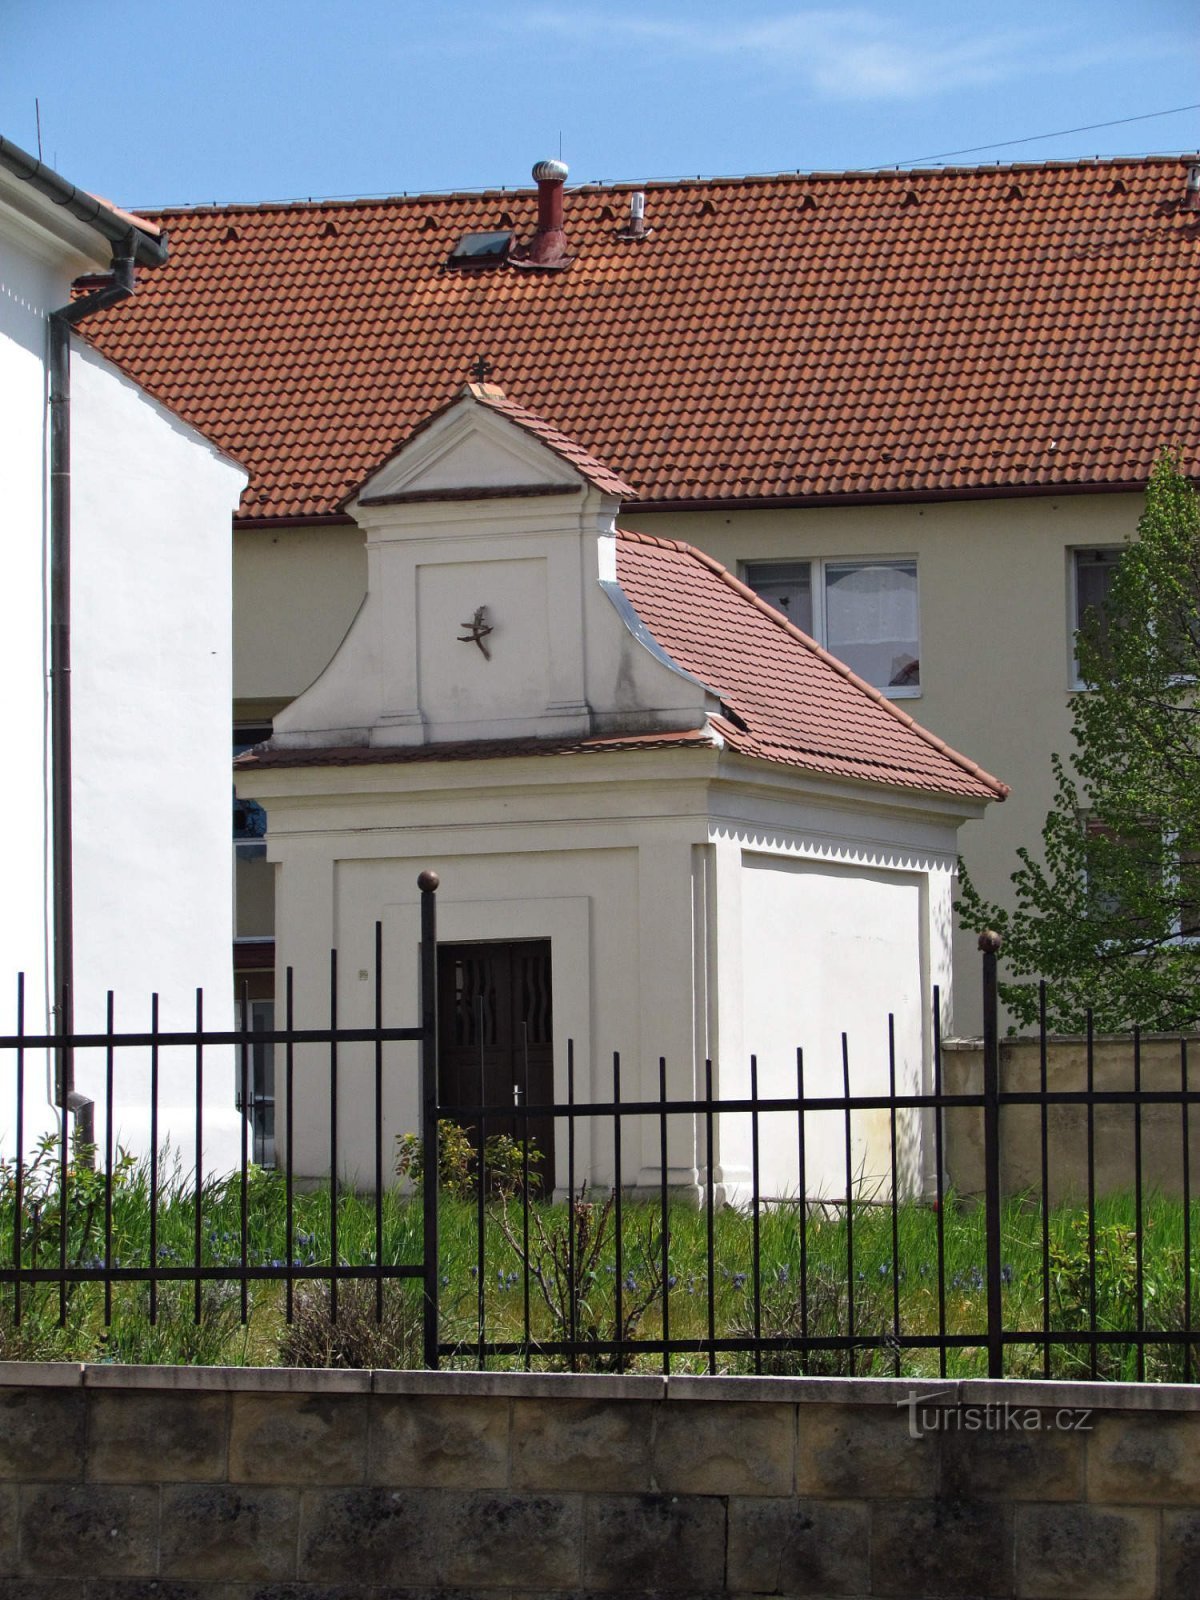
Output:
234,724,272,862
234,997,276,1169
1082,814,1200,947
741,555,922,699
1069,545,1124,690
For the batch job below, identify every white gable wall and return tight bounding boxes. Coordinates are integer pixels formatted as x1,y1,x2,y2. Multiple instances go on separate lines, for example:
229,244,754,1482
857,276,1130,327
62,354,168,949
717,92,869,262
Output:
0,227,66,1031
273,396,718,749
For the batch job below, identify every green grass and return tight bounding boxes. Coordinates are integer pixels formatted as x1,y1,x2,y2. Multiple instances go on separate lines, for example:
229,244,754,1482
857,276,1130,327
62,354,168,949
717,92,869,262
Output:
1,1138,1196,1380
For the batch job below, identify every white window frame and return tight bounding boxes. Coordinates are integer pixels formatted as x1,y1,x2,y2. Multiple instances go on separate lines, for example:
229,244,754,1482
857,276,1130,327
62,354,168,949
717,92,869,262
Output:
1069,546,1124,690
741,556,922,698
1082,815,1200,947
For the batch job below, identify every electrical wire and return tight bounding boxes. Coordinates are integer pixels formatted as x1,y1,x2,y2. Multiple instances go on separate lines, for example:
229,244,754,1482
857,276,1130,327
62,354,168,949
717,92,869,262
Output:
882,103,1200,169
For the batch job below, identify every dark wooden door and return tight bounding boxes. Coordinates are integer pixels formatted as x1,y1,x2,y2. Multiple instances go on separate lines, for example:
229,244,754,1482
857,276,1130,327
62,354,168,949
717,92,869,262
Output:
437,940,554,1190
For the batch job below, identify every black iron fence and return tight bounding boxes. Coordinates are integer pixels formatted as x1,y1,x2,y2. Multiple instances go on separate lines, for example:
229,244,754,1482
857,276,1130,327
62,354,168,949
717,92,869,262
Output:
1,882,1198,1381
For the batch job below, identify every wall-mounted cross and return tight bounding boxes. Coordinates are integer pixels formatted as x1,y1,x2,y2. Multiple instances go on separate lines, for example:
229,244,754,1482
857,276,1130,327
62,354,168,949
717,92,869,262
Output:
458,605,494,660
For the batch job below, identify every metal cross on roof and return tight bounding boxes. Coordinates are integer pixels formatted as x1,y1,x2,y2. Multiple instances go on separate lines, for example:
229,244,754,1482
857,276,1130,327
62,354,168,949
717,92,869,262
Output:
469,355,494,382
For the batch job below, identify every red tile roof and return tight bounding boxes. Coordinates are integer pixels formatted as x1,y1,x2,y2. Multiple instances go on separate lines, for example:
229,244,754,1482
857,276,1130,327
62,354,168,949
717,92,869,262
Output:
615,528,1007,801
82,158,1200,523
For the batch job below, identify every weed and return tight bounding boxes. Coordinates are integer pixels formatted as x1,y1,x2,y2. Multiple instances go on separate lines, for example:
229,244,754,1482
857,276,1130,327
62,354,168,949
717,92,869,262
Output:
277,1280,422,1369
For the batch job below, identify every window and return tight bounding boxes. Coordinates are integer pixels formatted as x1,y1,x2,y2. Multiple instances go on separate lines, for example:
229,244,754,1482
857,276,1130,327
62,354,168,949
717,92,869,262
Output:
446,231,512,269
234,726,274,941
1071,548,1122,686
1084,816,1200,942
235,998,276,1168
744,558,920,694
234,724,271,860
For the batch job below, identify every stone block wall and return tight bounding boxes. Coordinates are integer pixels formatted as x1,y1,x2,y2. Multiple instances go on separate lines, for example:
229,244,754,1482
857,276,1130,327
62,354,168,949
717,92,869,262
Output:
0,1362,1198,1596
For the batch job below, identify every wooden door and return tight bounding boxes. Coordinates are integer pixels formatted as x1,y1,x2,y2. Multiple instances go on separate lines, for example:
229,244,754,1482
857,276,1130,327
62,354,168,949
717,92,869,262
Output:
437,940,554,1190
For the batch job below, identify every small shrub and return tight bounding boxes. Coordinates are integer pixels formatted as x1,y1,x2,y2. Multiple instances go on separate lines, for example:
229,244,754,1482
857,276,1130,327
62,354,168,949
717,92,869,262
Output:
97,1282,249,1367
395,1120,542,1200
1048,1216,1200,1381
493,1187,664,1369
276,1279,422,1369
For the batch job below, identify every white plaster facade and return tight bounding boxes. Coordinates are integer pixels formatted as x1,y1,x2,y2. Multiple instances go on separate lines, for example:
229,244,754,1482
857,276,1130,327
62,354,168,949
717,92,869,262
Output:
0,161,247,1167
238,392,992,1198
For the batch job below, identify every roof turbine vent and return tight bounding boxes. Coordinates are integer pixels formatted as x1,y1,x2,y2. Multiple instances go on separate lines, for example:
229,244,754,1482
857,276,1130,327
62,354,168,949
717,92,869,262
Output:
617,190,652,241
1184,161,1200,213
510,158,574,271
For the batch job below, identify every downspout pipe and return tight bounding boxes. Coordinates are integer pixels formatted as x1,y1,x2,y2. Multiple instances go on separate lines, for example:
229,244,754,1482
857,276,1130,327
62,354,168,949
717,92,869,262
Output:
48,238,139,1152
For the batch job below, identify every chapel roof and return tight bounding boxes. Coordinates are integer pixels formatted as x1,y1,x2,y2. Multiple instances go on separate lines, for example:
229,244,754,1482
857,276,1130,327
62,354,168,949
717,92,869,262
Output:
613,528,1007,800
81,156,1200,524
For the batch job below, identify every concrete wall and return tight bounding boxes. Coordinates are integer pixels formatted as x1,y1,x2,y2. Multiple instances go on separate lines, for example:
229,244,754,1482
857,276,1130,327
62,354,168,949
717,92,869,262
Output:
1,1362,1197,1597
944,1034,1200,1204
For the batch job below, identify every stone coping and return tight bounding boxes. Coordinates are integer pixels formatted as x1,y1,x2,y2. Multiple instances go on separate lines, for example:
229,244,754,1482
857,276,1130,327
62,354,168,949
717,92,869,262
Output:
942,1031,1200,1049
1,1360,1198,1412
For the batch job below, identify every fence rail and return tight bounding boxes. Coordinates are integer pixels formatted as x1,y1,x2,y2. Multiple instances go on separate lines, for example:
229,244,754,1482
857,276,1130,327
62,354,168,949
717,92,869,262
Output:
1,888,1197,1381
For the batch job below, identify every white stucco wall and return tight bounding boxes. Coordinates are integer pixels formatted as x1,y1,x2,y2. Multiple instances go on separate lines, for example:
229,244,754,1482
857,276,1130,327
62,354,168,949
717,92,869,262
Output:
0,201,247,1173
238,753,967,1199
0,228,73,1034
66,342,246,1169
735,854,926,1202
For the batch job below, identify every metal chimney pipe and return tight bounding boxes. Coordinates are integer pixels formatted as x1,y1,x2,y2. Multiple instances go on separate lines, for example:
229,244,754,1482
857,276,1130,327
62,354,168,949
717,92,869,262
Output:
534,158,567,232
511,159,573,271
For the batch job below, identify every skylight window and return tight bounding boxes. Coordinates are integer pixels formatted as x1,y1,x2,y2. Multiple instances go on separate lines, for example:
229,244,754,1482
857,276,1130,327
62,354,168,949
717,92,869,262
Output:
447,231,513,268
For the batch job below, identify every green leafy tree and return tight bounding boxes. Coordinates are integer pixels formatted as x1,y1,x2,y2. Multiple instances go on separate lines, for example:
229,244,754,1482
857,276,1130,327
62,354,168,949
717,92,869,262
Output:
958,450,1200,1031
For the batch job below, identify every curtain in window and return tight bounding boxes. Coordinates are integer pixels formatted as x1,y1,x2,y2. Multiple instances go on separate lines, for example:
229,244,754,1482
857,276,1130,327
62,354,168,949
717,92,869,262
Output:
825,562,919,687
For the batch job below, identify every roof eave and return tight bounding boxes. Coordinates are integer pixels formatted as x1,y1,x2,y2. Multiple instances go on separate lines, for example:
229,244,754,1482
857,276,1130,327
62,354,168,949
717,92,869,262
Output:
713,745,1000,819
626,479,1152,516
0,135,168,268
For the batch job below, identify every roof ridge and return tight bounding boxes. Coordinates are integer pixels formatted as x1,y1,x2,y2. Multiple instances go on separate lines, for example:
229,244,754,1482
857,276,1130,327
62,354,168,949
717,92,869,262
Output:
133,152,1195,218
624,527,1010,800
615,526,693,553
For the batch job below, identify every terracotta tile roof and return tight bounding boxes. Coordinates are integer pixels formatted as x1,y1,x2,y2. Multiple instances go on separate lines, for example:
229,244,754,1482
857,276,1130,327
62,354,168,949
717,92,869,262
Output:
465,383,636,498
615,528,1008,801
81,158,1200,523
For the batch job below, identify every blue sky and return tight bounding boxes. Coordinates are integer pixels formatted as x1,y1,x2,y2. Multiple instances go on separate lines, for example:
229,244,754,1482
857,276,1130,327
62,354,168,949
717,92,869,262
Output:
3,0,1198,209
